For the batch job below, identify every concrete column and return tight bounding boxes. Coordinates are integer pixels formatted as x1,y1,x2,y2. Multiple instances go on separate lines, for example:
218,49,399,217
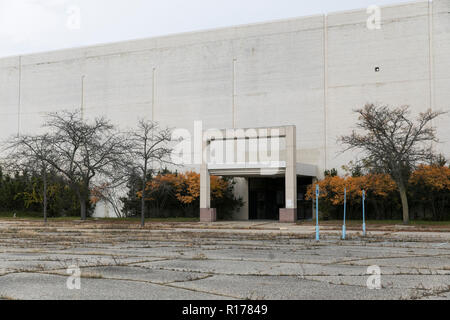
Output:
200,137,216,222
280,125,297,223
232,177,249,220
200,162,210,209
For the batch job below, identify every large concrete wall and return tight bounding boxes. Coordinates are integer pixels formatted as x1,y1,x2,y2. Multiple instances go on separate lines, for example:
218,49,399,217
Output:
433,0,450,157
0,0,449,214
327,0,450,169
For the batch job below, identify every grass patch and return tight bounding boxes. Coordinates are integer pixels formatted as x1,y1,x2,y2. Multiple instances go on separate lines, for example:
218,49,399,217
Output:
80,272,104,279
0,211,43,219
1,213,445,226
95,217,199,223
0,212,82,221
192,253,208,260
0,212,199,223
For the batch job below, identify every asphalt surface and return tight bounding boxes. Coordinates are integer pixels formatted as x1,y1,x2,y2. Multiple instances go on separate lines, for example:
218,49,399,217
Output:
0,220,449,300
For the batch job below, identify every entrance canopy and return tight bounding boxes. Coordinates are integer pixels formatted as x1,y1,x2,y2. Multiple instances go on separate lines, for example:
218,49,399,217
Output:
209,162,318,178
200,125,318,223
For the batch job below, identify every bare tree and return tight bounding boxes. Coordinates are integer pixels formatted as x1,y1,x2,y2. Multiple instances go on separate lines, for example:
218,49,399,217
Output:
40,110,130,220
1,134,53,224
340,104,446,224
91,182,126,218
90,161,133,218
128,120,173,227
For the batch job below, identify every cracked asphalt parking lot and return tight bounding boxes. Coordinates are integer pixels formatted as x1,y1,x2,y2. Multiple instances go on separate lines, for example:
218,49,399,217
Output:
0,220,449,300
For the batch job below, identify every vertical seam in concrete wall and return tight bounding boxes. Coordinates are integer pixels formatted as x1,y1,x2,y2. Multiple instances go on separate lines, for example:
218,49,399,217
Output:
152,67,156,121
17,56,22,137
232,58,237,129
428,0,435,152
151,66,157,170
323,14,328,172
81,75,85,120
428,0,434,111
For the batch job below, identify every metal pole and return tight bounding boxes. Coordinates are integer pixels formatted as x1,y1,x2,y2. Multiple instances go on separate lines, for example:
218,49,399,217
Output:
315,185,320,241
362,190,366,236
342,188,346,240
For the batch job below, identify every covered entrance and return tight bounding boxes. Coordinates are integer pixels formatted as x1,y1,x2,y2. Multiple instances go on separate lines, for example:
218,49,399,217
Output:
249,177,314,220
249,178,285,220
200,125,318,223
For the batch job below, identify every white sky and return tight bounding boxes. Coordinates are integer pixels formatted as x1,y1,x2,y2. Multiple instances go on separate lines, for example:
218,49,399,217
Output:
0,0,414,58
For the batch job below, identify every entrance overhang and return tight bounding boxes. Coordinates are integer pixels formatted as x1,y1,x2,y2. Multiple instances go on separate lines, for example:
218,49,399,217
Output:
200,125,312,223
208,162,318,178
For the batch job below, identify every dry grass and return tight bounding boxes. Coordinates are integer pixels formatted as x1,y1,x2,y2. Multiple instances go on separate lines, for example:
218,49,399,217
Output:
80,272,104,279
191,253,208,260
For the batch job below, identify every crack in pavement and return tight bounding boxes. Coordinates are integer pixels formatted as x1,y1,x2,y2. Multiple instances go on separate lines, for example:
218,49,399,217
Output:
1,220,449,300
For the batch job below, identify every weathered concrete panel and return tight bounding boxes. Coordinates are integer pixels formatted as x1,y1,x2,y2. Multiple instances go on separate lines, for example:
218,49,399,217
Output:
0,57,20,139
0,0,449,218
326,1,435,171
234,21,325,170
433,0,450,158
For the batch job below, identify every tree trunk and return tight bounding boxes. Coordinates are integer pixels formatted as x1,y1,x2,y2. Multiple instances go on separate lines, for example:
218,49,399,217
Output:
80,199,87,221
140,187,145,227
398,180,409,224
141,165,147,227
43,168,47,224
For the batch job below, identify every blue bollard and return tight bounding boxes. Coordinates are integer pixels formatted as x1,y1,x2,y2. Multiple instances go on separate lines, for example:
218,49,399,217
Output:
315,185,320,241
362,190,366,237
342,188,347,240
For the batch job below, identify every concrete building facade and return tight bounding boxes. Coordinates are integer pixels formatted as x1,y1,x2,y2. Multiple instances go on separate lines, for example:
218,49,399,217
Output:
0,0,449,220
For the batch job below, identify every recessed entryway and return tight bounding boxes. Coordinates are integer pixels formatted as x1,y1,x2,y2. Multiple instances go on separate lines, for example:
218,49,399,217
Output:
249,176,313,221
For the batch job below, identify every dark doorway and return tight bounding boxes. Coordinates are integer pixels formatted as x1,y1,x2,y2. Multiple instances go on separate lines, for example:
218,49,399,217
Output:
297,176,313,220
249,176,313,221
249,178,284,220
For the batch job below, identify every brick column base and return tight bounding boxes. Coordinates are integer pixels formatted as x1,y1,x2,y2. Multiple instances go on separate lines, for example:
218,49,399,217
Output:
200,208,217,222
279,208,297,223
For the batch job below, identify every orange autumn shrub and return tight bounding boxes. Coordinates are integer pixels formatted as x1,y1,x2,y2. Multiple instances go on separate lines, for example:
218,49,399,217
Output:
305,173,396,205
305,173,398,219
362,173,398,198
140,171,230,204
306,165,450,220
136,172,179,201
122,168,243,219
173,171,200,205
167,171,228,205
409,165,450,220
409,165,450,192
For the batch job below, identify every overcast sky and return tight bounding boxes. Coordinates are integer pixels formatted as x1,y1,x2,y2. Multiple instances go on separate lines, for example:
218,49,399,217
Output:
0,0,414,58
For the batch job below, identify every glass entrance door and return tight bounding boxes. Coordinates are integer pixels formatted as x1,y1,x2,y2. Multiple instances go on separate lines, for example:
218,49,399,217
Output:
249,178,284,220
